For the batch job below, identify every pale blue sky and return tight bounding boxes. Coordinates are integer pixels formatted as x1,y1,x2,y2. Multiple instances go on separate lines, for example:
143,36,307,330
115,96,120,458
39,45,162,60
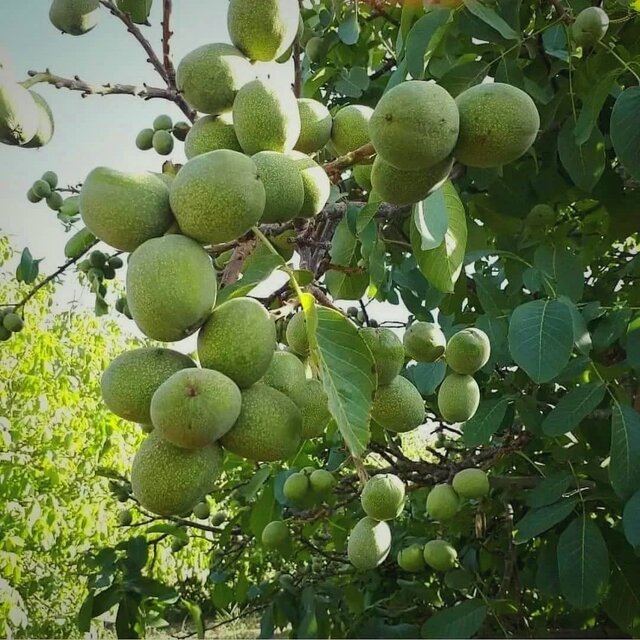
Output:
0,1,406,340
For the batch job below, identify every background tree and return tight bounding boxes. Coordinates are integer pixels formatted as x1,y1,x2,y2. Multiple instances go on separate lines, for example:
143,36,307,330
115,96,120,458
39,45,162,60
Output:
2,0,640,638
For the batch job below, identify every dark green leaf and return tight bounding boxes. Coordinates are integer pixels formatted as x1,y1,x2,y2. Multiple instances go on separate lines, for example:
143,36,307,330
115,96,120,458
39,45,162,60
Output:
303,296,375,457
560,297,592,355
421,599,487,639
182,601,204,640
526,471,573,508
508,299,574,384
437,61,487,97
542,383,606,436
575,71,618,145
463,396,511,447
145,523,188,541
514,498,578,543
125,577,178,602
557,515,609,609
260,604,276,639
406,11,451,79
533,245,584,302
403,362,446,396
338,11,360,45
249,482,276,538
92,584,122,617
115,595,139,639
412,181,467,294
610,401,640,500
604,533,640,636
542,24,568,61
610,86,640,181
557,119,605,192
77,593,94,633
236,465,271,501
536,539,560,596
623,489,640,550
462,0,519,39
17,247,40,284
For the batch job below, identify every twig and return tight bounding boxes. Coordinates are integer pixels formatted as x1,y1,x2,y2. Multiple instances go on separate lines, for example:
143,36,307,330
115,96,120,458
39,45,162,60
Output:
293,0,303,98
23,70,179,101
12,240,98,312
306,285,343,312
162,0,177,87
221,239,256,286
548,0,570,22
370,57,396,80
323,143,376,178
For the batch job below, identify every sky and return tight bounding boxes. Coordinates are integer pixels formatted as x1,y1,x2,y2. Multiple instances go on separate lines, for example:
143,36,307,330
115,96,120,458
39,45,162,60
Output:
0,1,406,348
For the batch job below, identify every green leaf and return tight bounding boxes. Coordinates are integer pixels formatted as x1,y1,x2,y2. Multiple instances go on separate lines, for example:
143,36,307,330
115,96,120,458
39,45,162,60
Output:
604,533,640,636
526,471,573,508
514,498,578,543
420,599,487,639
610,86,640,182
404,362,446,396
115,594,139,639
182,600,204,640
249,482,276,538
560,297,592,355
92,584,122,617
302,296,375,458
356,202,379,235
125,577,178,602
145,523,188,541
462,396,511,447
437,61,487,97
536,539,560,596
575,71,619,145
542,24,568,61
508,299,574,384
533,245,584,302
17,247,40,284
325,216,368,299
405,11,451,79
610,401,640,501
412,181,467,294
557,515,609,609
77,593,94,633
557,119,605,192
412,187,449,251
542,383,606,436
218,243,284,303
338,11,360,45
236,465,271,501
623,489,640,550
462,0,519,40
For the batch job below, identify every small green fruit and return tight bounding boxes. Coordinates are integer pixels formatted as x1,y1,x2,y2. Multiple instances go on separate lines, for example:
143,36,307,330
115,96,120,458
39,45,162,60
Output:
452,468,490,499
397,544,426,572
361,473,405,521
136,128,154,150
102,264,115,279
295,98,332,154
171,537,188,553
42,171,58,188
192,501,211,520
286,311,309,356
426,484,460,521
262,520,290,549
108,256,123,269
211,511,226,526
423,539,457,572
0,326,11,341
261,350,307,400
152,130,174,155
89,250,107,268
347,516,391,570
437,373,480,423
572,6,609,48
27,189,42,203
445,327,491,374
32,179,52,199
3,313,23,333
287,151,331,217
371,376,424,433
283,472,310,502
46,191,64,211
288,379,330,439
359,327,404,386
330,105,373,156
184,113,241,159
49,0,100,35
309,469,336,494
117,509,133,526
403,322,446,362
172,121,190,141
153,114,173,131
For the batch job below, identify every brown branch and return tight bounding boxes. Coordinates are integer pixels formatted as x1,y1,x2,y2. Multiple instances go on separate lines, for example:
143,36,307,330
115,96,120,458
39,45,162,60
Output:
306,285,343,312
24,70,179,101
162,0,177,87
221,239,256,286
548,0,570,21
323,142,376,178
12,239,98,312
98,0,196,120
370,57,396,80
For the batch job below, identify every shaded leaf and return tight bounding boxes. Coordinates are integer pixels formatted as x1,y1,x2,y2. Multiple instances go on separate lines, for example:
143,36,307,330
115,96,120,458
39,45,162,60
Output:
557,515,609,609
514,498,578,543
542,383,606,436
463,396,511,447
406,11,451,79
610,401,640,500
462,0,519,39
526,471,573,508
623,489,640,550
338,11,360,45
421,599,487,639
508,299,574,384
303,295,375,457
604,532,640,636
610,86,640,181
412,181,467,294
557,119,605,192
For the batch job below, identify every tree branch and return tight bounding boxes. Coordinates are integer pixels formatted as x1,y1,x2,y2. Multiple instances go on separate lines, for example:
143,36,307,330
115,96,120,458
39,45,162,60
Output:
23,70,180,101
323,143,376,178
162,0,177,87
